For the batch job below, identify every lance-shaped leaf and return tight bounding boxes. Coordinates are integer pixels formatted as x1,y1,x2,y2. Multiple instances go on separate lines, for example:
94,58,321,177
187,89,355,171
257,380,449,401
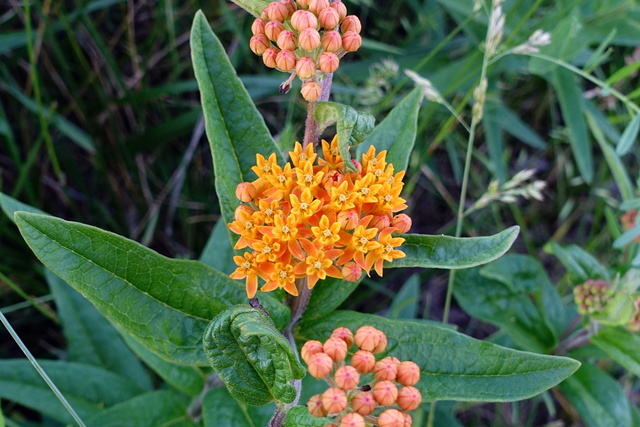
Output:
15,212,289,366
314,101,375,172
191,11,283,246
389,226,519,269
203,305,305,406
356,87,422,171
285,406,332,427
591,327,640,377
229,0,270,17
297,311,580,402
202,388,275,427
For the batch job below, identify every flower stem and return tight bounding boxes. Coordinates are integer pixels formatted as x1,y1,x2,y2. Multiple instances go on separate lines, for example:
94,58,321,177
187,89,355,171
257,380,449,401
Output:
303,73,334,147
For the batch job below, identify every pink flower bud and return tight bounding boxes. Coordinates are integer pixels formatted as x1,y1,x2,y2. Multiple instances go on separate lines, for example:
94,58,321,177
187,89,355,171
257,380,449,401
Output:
342,31,362,52
262,47,280,68
265,20,285,41
251,18,267,35
268,1,289,21
296,57,317,80
403,412,413,426
322,387,347,414
341,15,362,33
373,330,388,354
319,52,340,73
260,5,270,19
299,28,321,50
318,7,340,30
234,204,254,220
301,81,322,101
297,0,311,9
249,34,271,56
378,409,406,427
396,361,420,386
339,413,365,427
301,340,324,363
276,50,297,71
235,182,258,202
397,386,422,411
291,10,318,32
391,214,412,234
277,30,297,51
331,327,354,347
331,1,347,22
307,352,334,378
281,0,297,15
342,261,362,282
323,337,348,362
351,391,377,415
321,30,343,52
337,210,359,230
334,365,360,390
370,215,391,232
351,349,375,374
373,357,398,381
373,380,399,406
309,0,330,15
355,326,381,351
307,393,327,417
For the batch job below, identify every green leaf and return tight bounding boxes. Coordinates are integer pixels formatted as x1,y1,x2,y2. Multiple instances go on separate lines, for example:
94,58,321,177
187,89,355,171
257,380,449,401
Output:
559,363,631,427
0,192,47,219
615,114,640,156
389,274,420,319
202,388,275,427
390,226,519,269
191,10,283,246
356,88,422,172
15,212,289,366
302,276,362,321
591,292,636,327
484,99,507,183
46,269,152,391
285,406,331,427
85,391,195,427
591,327,640,377
0,360,145,425
203,305,305,406
614,223,640,249
229,0,270,17
314,101,376,172
544,242,610,283
199,220,237,275
553,67,593,184
298,311,580,402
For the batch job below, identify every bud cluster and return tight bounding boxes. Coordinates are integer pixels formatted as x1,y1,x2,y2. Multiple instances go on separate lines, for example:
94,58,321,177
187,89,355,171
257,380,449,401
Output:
303,326,422,427
573,279,611,315
249,0,363,101
630,296,640,332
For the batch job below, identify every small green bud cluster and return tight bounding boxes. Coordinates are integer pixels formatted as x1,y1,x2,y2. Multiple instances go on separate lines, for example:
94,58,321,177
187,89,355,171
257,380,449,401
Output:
303,326,422,427
573,279,610,315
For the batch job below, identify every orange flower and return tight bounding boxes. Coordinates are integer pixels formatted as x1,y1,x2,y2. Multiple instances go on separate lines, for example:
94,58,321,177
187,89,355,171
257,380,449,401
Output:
262,262,298,295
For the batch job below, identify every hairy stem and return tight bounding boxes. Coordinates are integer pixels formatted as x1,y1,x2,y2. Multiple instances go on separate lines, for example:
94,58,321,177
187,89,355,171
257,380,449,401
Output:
303,73,334,147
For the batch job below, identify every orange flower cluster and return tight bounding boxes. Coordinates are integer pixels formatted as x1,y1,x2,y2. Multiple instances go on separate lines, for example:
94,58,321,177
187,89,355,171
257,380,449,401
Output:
303,326,422,427
228,137,410,298
249,0,362,101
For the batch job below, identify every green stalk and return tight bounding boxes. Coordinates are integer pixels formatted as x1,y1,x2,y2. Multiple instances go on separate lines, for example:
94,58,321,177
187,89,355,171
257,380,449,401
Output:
0,270,58,323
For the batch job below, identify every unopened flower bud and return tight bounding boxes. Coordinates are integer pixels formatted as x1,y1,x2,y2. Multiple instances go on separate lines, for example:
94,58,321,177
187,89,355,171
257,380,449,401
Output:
341,15,362,33
391,214,412,234
281,0,297,15
373,330,388,354
235,182,258,202
251,18,267,35
322,387,347,414
351,159,363,173
319,52,340,73
339,413,365,427
301,81,322,101
234,204,254,220
262,47,280,68
373,380,399,406
268,1,289,21
331,327,354,347
261,5,270,19
308,352,334,378
265,20,285,41
299,28,321,50
351,349,375,374
309,0,330,15
396,361,420,386
355,326,381,351
276,50,297,71
301,340,324,362
324,337,348,362
374,357,398,381
291,10,318,32
334,365,360,390
296,56,317,80
249,34,271,56
321,30,343,52
319,7,340,30
378,409,406,427
337,210,359,230
331,1,348,21
403,412,413,426
370,215,391,232
277,30,297,51
342,31,362,52
397,386,422,411
297,0,311,9
351,391,377,415
307,393,328,417
342,261,362,282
